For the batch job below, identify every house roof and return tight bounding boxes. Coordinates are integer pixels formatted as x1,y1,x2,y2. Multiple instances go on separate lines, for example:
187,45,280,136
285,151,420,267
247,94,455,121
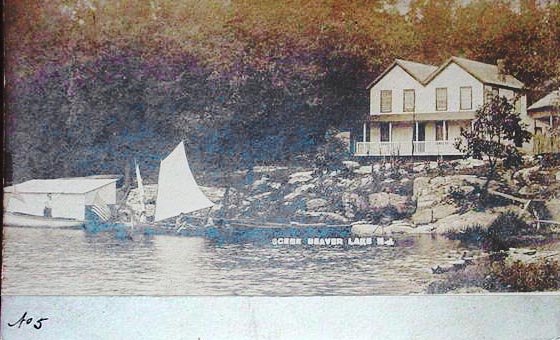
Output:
4,177,118,194
368,56,524,90
528,90,560,111
425,56,524,89
366,59,437,89
397,59,438,83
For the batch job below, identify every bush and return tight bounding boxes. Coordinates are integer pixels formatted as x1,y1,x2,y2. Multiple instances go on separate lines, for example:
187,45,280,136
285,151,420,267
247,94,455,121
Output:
483,211,532,252
490,259,560,292
444,224,485,245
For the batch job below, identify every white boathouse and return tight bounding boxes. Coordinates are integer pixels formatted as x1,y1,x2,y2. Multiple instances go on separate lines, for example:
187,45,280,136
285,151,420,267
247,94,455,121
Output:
4,177,119,220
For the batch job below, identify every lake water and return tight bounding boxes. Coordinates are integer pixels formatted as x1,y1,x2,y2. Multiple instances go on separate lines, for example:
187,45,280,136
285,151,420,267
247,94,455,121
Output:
2,226,477,295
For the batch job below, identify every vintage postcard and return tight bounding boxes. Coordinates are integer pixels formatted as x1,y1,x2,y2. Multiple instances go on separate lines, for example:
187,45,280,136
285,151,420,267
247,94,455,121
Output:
2,0,560,338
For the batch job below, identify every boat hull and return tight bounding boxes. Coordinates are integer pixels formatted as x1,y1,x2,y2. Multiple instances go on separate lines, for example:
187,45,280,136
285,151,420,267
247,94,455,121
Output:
3,212,85,228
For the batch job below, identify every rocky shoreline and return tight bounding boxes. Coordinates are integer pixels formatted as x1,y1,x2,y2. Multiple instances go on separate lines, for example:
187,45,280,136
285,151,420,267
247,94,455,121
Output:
125,157,560,236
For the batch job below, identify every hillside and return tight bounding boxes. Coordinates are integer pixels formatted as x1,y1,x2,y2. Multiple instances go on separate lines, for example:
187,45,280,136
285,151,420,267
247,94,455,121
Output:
4,0,560,182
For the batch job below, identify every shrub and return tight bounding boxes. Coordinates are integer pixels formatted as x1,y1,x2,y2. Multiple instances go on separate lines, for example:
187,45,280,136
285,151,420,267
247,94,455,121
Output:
444,224,485,245
490,259,560,292
483,211,532,252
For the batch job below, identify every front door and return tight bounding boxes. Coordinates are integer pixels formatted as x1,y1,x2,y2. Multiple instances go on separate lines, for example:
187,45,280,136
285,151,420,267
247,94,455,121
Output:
413,122,426,153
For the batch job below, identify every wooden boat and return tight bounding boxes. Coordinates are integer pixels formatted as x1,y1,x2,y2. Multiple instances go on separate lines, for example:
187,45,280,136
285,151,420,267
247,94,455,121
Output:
4,211,84,228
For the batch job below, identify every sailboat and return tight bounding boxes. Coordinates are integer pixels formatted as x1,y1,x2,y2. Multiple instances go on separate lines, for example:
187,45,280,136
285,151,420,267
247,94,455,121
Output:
131,141,214,233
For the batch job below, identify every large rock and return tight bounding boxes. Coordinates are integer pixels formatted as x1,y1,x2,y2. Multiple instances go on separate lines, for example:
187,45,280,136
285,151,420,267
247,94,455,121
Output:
306,198,329,211
288,171,314,184
428,206,528,233
455,158,485,170
353,165,372,175
431,211,497,233
412,175,485,225
413,177,430,199
351,223,383,236
513,165,541,185
284,183,316,201
342,161,361,170
368,192,410,214
303,211,349,223
546,198,560,221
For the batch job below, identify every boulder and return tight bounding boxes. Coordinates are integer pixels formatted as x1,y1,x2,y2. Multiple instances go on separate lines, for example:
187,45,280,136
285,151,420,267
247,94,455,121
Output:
412,163,425,173
288,171,314,184
430,211,496,233
353,165,372,175
411,209,434,225
368,192,410,214
456,158,485,169
351,223,382,236
386,220,415,234
556,171,560,182
513,165,541,185
432,204,459,220
306,198,329,211
342,161,361,170
412,177,430,199
303,211,349,223
412,175,485,224
284,183,316,201
200,186,226,202
545,199,560,221
519,184,545,196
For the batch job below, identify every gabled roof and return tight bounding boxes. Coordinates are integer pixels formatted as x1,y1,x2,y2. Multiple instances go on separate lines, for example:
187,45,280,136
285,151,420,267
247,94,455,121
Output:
367,56,524,90
528,90,560,111
4,177,118,194
424,56,524,89
366,59,437,89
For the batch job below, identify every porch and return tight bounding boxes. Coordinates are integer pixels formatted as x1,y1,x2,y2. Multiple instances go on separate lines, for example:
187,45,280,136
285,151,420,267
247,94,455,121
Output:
354,119,469,157
355,140,462,156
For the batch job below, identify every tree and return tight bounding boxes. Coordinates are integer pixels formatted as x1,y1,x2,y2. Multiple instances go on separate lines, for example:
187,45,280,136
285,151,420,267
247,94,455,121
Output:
455,95,532,201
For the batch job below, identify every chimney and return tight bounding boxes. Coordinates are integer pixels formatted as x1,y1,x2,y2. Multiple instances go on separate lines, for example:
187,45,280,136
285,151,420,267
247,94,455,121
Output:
497,59,506,81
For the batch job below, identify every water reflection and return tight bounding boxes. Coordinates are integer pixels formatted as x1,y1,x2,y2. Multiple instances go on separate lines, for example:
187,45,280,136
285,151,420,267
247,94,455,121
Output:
2,227,476,295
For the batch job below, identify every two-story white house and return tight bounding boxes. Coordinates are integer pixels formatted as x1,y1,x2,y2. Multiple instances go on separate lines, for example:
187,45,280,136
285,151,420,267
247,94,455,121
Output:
355,56,528,157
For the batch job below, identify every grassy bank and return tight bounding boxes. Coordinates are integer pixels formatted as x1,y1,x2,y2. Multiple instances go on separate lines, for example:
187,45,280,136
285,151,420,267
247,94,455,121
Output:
429,211,560,293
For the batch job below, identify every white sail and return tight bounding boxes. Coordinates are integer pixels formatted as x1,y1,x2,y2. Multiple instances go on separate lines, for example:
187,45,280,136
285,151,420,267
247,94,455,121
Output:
135,160,146,215
154,141,214,222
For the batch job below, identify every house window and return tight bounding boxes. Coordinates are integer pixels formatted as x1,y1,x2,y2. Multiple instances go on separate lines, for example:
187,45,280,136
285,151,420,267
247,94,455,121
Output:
403,89,415,112
436,88,447,111
485,86,499,104
380,123,391,142
460,87,472,110
380,90,392,113
435,121,448,141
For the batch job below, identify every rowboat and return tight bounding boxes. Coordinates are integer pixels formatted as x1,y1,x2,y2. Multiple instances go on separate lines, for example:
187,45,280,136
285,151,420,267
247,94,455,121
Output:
4,211,84,228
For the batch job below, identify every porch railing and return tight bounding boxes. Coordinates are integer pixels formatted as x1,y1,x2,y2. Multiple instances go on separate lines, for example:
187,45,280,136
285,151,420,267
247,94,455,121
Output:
355,141,462,156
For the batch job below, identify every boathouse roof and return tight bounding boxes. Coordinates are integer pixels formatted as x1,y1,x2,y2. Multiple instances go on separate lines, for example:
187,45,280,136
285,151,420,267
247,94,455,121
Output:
4,177,119,194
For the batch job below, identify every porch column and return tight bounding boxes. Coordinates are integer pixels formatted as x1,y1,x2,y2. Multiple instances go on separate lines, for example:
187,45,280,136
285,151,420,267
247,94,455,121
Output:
363,122,367,142
415,121,419,141
443,120,447,141
389,122,393,142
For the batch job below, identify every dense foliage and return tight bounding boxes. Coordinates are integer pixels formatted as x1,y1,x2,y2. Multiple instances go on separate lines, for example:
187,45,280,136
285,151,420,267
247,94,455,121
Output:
456,96,532,199
5,0,560,183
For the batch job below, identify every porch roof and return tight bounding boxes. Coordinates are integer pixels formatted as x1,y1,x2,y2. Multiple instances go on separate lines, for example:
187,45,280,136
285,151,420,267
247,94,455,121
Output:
528,90,559,112
366,111,475,122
